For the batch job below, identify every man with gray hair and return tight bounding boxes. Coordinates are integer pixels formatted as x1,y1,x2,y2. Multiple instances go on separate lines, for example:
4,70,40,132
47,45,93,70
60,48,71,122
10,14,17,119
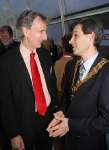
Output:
0,10,57,150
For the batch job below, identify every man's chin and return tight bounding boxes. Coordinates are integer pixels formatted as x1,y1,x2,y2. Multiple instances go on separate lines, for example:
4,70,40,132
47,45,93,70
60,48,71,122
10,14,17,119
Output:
73,51,80,57
73,51,77,55
35,44,41,49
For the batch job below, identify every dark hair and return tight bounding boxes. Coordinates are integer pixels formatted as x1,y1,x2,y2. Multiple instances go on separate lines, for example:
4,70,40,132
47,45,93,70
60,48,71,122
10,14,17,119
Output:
71,17,103,46
16,10,47,31
0,25,13,37
62,34,73,53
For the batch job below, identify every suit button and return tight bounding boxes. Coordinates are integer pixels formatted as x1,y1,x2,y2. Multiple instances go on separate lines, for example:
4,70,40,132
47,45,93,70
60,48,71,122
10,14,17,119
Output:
54,105,58,108
70,94,74,101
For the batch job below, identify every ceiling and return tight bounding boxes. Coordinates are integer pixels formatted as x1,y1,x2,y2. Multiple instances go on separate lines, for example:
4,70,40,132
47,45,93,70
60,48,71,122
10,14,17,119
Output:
0,0,109,26
0,0,109,43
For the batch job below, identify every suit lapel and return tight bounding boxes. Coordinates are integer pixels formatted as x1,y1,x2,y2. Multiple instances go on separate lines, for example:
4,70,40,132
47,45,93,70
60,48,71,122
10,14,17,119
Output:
36,48,51,94
72,54,104,94
89,54,102,71
15,48,33,90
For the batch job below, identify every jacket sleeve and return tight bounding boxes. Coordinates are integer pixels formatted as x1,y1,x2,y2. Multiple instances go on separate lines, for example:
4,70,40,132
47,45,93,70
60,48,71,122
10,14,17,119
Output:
0,62,20,139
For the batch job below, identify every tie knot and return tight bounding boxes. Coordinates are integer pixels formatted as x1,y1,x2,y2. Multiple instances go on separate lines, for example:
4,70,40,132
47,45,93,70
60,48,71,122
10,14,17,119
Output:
80,63,85,71
30,52,35,58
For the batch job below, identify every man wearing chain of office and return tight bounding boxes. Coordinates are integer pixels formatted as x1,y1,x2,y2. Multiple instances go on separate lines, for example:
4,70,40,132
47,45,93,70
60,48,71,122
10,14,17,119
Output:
47,17,109,150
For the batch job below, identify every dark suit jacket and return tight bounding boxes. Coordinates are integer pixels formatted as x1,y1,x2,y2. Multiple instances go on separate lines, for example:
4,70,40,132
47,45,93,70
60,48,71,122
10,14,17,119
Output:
0,47,58,146
62,54,109,150
0,40,20,55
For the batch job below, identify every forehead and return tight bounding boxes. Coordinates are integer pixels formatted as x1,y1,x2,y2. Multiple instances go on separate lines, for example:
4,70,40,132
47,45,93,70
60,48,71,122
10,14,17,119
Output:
0,29,8,33
73,24,83,33
0,30,9,35
31,16,47,29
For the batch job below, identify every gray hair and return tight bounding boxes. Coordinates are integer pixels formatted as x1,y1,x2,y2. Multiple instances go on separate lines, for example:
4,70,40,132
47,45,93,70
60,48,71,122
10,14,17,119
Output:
16,10,47,31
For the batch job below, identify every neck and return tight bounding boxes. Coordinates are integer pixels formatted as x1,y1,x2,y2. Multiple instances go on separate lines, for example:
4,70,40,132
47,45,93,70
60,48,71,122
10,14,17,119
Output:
82,46,97,61
22,39,36,52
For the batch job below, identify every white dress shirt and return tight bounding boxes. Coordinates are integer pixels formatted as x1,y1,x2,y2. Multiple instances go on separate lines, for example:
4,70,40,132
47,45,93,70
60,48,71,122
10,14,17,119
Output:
20,43,51,111
81,52,99,80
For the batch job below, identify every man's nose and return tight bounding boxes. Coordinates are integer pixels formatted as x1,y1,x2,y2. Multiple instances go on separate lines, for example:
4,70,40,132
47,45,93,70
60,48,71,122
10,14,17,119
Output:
69,37,73,45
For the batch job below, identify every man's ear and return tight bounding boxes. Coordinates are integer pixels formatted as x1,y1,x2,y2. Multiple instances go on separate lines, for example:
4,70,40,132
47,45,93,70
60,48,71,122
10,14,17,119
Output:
22,27,29,37
90,32,95,41
88,32,95,43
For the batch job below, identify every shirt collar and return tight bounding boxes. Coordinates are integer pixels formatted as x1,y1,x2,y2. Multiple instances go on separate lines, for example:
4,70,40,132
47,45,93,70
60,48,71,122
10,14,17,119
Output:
20,43,37,58
83,51,99,72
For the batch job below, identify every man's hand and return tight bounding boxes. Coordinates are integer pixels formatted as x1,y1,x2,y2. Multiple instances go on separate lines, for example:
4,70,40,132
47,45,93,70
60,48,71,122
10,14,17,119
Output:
47,111,64,131
11,135,25,150
47,111,69,137
48,117,69,137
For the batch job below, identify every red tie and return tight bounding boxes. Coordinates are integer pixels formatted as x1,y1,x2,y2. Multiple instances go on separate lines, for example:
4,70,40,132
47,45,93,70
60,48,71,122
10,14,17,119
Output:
30,52,47,116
